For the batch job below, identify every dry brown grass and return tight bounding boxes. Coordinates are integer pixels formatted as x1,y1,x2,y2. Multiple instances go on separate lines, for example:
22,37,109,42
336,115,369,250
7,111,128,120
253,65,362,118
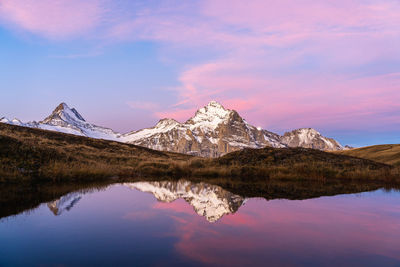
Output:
0,123,191,182
0,123,399,184
336,144,400,166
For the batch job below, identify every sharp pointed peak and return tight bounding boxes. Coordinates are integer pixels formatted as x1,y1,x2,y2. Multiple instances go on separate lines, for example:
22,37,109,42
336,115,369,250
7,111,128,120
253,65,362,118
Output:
42,102,85,123
55,102,70,111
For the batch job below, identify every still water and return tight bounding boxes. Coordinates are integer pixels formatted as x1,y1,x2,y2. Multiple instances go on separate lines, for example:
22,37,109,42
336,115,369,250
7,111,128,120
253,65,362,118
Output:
0,180,399,266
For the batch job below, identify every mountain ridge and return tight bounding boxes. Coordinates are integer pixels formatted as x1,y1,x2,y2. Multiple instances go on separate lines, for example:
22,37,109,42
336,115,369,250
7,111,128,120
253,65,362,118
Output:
1,101,345,157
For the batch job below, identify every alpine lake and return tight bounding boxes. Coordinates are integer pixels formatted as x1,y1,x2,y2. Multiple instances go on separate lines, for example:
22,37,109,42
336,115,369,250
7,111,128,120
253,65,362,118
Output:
0,178,399,267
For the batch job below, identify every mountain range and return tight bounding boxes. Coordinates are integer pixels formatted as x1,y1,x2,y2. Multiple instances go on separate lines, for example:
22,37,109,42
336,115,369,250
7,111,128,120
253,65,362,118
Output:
1,101,345,157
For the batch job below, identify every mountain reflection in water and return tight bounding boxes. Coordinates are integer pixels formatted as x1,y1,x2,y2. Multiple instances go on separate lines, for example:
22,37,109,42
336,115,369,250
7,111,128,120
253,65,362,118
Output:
125,181,245,222
45,180,245,222
0,179,399,266
47,192,82,216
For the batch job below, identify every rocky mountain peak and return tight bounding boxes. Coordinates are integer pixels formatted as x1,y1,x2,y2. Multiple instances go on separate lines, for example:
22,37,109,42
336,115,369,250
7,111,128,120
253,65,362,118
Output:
41,102,86,124
281,128,343,151
186,101,233,129
155,118,180,129
199,100,229,115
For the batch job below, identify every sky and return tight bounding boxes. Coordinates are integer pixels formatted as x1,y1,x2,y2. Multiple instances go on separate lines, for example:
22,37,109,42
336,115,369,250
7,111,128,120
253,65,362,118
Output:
0,0,399,147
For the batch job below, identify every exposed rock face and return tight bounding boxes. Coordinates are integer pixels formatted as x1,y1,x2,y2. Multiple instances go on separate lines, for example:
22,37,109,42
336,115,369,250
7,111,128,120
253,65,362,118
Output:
1,101,345,156
124,180,245,222
123,101,284,157
280,128,343,151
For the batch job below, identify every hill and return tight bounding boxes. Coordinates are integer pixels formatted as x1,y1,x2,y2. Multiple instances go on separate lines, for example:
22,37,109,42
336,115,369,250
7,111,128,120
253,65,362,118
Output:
336,144,400,167
193,147,396,182
0,123,190,182
0,123,398,183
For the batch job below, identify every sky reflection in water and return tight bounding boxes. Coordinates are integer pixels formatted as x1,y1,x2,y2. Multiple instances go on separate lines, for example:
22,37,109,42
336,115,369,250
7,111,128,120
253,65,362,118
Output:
0,182,399,266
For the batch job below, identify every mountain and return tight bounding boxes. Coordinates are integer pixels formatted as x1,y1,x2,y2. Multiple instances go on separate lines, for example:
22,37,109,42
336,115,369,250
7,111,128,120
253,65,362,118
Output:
124,180,245,222
1,101,345,157
123,101,284,157
1,103,120,140
280,128,344,151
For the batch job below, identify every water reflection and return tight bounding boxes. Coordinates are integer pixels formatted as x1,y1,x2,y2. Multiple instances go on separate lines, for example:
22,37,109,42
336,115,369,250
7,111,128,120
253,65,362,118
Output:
1,178,397,221
42,180,245,222
47,192,82,216
0,179,399,266
124,181,245,222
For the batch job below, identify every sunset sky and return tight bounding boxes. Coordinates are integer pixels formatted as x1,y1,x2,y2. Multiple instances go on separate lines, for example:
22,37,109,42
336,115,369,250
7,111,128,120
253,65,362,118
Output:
0,0,399,146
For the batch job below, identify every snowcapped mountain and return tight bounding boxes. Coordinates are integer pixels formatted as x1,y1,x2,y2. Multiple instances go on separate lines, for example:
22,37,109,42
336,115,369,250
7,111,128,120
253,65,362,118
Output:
280,128,344,151
1,103,120,140
1,101,345,156
123,101,284,157
124,180,245,222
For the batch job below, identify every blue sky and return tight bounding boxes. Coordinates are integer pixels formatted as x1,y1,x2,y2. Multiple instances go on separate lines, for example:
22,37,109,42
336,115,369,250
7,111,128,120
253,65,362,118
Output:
0,0,399,147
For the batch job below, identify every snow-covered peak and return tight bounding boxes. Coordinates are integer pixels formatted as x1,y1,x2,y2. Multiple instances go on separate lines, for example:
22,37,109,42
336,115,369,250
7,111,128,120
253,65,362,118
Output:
122,118,183,143
294,128,321,141
1,117,24,126
206,100,225,109
155,118,180,129
281,128,344,151
41,102,86,125
0,117,10,124
186,101,232,130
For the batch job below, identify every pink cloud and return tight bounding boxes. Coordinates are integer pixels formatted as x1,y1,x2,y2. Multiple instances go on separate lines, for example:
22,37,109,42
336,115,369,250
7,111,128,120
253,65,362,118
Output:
161,55,400,132
0,0,106,39
1,0,399,135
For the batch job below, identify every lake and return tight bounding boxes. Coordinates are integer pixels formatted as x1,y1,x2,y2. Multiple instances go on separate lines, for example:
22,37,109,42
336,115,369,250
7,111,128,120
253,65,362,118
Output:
0,179,399,266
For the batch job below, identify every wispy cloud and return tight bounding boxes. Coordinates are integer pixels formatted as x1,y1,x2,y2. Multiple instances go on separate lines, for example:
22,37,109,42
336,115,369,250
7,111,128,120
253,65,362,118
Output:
0,0,107,39
1,0,399,133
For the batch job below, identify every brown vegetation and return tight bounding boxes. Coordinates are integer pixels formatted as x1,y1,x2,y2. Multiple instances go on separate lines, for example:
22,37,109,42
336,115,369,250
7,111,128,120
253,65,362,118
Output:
189,147,399,183
0,123,399,183
336,144,400,167
0,123,190,182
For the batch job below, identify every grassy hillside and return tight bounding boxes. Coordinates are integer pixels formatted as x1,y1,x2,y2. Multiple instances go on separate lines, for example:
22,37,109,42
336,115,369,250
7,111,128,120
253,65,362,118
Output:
0,123,399,183
336,145,400,167
192,147,397,182
0,123,191,182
